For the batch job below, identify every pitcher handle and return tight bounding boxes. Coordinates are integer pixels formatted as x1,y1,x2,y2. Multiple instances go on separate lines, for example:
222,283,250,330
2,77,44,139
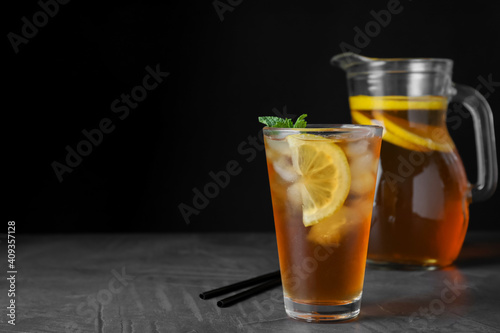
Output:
451,83,498,202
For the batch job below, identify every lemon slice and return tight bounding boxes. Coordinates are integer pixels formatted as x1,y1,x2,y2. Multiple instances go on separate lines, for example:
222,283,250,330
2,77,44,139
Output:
373,112,454,152
286,134,351,227
351,110,428,152
349,95,447,111
349,95,454,152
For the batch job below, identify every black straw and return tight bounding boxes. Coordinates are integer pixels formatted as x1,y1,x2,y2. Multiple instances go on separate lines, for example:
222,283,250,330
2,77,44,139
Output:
216,277,282,308
199,270,280,300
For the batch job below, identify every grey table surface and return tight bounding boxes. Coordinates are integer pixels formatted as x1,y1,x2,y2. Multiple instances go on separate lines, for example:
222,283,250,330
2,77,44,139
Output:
1,232,500,333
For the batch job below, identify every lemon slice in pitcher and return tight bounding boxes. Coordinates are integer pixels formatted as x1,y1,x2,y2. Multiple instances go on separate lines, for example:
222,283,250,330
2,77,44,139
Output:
373,112,455,152
349,95,447,111
286,134,351,227
350,96,454,152
351,110,428,152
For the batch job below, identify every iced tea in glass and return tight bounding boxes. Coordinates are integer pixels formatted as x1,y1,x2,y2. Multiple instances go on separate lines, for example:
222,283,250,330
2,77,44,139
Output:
263,125,382,322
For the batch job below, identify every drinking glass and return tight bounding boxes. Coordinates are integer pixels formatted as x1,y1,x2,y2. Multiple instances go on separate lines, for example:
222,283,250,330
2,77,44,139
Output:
263,124,382,321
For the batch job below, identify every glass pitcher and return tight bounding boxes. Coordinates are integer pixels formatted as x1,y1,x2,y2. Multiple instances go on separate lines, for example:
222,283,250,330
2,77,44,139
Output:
331,53,498,269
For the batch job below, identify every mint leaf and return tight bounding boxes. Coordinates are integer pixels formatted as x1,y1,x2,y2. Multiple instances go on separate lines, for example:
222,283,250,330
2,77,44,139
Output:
293,114,307,128
258,116,287,127
258,114,307,128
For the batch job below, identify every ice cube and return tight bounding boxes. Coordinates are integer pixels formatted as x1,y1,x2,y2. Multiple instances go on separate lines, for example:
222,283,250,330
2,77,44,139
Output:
350,171,376,196
307,207,348,247
345,139,369,157
265,138,291,159
350,152,375,175
287,183,303,207
345,198,374,223
273,156,298,182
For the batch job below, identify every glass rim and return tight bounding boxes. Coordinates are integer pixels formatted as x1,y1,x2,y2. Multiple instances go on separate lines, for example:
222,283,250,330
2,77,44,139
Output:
331,53,454,76
262,124,383,137
263,124,383,131
345,58,453,76
359,57,453,64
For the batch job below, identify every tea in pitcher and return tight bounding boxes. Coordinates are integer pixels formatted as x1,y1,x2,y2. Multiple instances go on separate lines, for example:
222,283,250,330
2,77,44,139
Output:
331,53,497,269
350,95,471,268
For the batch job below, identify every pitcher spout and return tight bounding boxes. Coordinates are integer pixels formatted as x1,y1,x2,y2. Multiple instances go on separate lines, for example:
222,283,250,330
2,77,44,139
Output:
330,52,373,71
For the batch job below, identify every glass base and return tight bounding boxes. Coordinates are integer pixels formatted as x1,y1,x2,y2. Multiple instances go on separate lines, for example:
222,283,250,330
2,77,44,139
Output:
366,258,443,271
284,295,361,322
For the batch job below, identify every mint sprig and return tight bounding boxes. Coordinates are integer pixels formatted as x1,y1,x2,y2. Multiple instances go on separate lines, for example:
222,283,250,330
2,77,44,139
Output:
258,114,307,128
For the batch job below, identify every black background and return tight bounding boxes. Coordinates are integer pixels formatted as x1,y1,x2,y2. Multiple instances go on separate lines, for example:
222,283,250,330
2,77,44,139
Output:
5,0,500,233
